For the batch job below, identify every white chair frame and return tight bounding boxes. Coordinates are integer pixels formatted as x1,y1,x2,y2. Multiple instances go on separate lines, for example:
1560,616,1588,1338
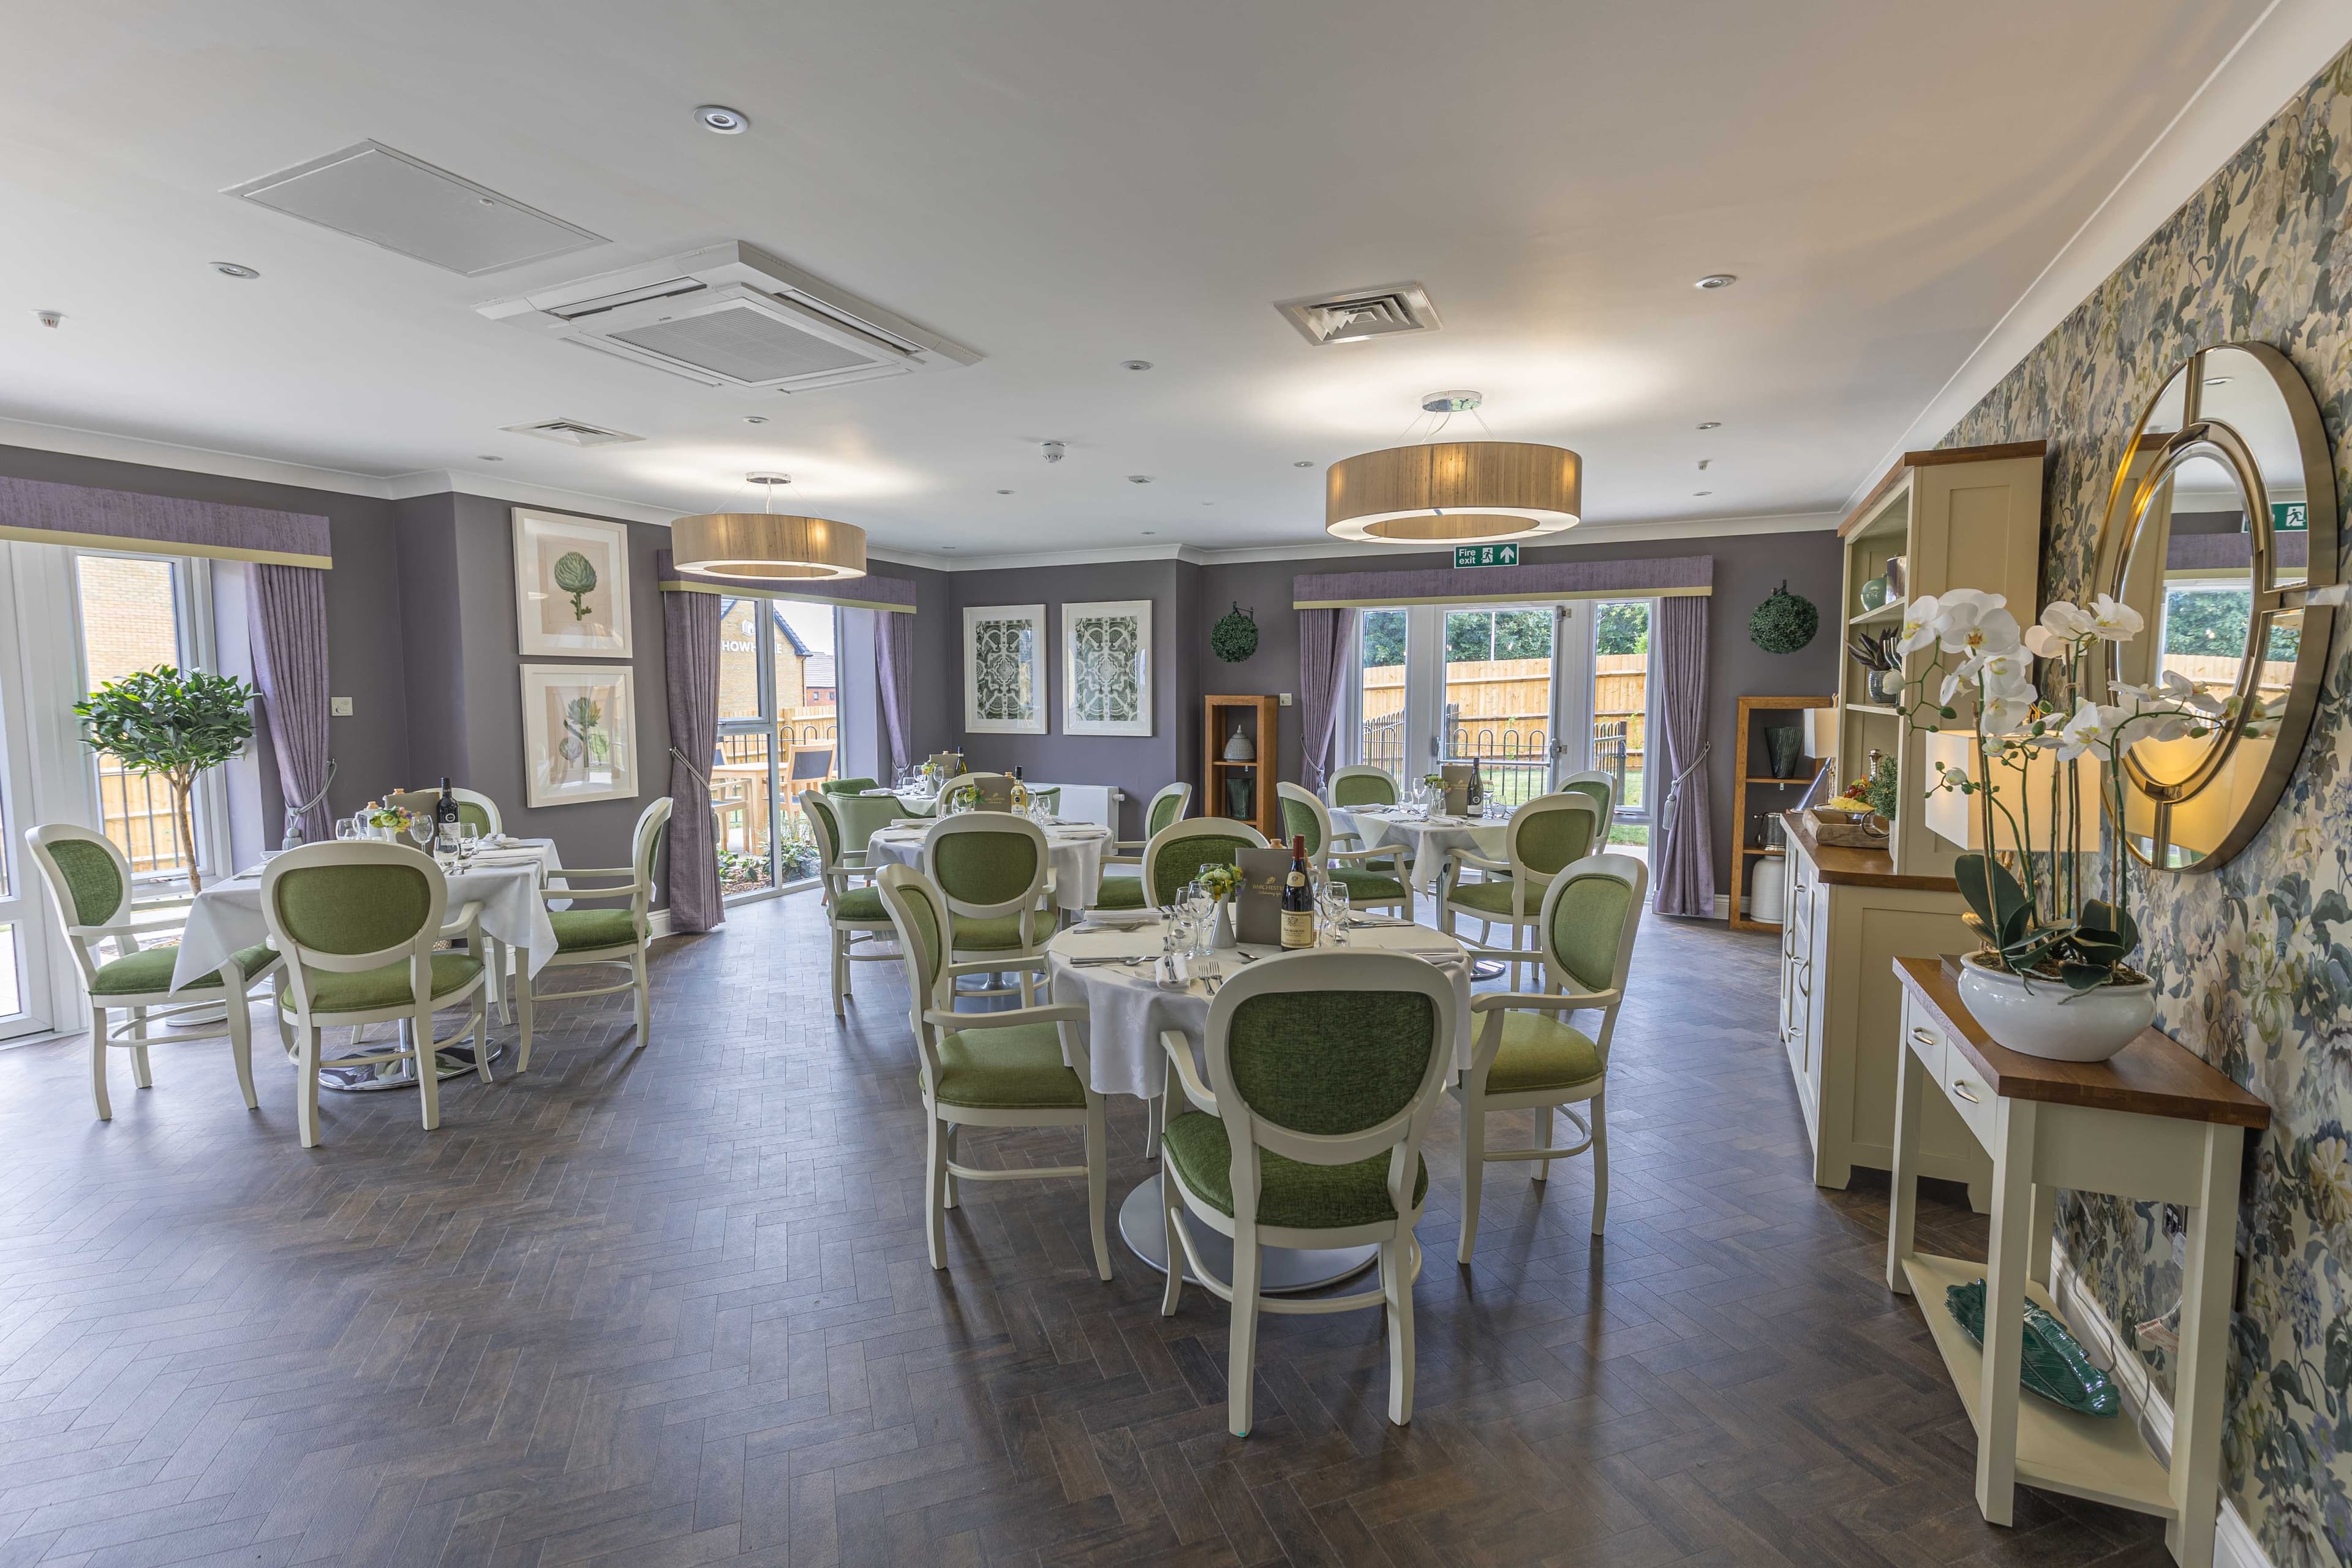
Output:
1436,791,1604,989
1449,853,1648,1262
1325,764,1401,821
1555,767,1616,826
388,786,505,837
1158,950,1457,1436
1137,818,1269,912
262,842,489,1148
938,772,1016,811
1102,782,1193,875
25,823,284,1120
921,810,1053,1006
875,864,1112,1280
516,797,671,1069
803,790,895,1016
1275,783,1413,921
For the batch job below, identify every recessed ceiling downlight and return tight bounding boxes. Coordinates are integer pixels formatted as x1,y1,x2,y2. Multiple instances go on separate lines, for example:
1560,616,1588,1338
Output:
211,262,260,279
1694,274,1738,290
696,104,750,134
672,472,865,581
1327,440,1581,546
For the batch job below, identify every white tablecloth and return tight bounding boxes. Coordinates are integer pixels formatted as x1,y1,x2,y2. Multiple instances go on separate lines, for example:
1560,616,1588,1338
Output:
1046,917,1476,1100
173,841,565,991
866,821,1110,913
1332,808,1507,893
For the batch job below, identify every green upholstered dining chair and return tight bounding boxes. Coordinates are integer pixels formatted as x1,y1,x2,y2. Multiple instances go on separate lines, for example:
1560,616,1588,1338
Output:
1450,853,1646,1262
386,787,502,836
516,797,671,1069
875,864,1110,1279
1157,949,1457,1436
920,811,1053,1006
939,772,1015,812
1325,765,1400,811
801,788,894,1016
826,791,903,861
1276,783,1412,921
1555,768,1616,827
25,823,283,1120
260,842,490,1148
1436,791,1603,988
1027,785,1061,815
1093,782,1191,911
1137,818,1268,910
820,777,879,797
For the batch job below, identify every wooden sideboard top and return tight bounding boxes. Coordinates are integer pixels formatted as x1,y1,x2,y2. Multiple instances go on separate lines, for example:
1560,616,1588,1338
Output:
1894,957,2271,1129
1781,812,1959,892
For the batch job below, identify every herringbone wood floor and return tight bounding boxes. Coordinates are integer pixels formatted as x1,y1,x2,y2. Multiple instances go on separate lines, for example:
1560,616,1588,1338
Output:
0,896,2173,1568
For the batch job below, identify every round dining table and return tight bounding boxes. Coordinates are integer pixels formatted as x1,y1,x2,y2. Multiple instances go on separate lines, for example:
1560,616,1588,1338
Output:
865,818,1111,912
1046,913,1473,1292
1330,805,1507,894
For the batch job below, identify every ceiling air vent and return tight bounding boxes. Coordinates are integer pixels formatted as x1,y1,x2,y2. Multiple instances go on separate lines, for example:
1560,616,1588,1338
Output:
1273,282,1442,345
501,417,643,447
478,241,981,394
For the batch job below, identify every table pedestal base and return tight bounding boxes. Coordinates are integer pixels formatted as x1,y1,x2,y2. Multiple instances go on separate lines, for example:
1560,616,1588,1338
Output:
1117,1177,1377,1294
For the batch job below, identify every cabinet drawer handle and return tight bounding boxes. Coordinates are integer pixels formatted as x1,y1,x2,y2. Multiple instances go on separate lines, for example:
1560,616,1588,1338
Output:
1910,1027,1937,1047
1951,1079,1981,1105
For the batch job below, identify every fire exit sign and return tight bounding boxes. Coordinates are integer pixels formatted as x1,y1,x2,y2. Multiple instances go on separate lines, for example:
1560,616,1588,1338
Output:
1453,543,1519,567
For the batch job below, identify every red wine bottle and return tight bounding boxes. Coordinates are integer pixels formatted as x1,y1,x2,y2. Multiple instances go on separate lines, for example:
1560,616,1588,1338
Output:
1280,835,1315,949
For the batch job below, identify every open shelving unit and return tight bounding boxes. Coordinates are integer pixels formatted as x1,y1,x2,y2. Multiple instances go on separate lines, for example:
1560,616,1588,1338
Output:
1203,694,1281,842
1729,695,1833,933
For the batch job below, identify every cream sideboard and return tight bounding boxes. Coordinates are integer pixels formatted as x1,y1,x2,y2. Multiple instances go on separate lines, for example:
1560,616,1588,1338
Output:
1779,813,1989,1204
1887,959,2268,1568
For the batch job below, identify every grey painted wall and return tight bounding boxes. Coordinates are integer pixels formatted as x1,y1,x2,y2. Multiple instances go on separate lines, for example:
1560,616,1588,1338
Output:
941,529,1844,897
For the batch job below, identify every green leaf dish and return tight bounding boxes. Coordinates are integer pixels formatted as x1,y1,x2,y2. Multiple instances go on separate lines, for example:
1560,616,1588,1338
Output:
1945,1278,2121,1419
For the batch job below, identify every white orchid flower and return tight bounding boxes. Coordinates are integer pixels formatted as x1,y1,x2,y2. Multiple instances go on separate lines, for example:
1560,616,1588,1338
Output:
2023,624,2067,658
1896,594,1942,655
2040,601,2097,639
2111,682,2194,743
1935,596,2022,660
1977,669,2038,738
2088,593,2144,641
2056,699,2122,760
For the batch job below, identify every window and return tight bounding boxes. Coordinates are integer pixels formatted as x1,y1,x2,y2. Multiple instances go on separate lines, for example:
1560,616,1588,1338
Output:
712,596,843,901
1355,609,1406,775
1444,607,1554,808
1592,599,1651,845
72,553,212,884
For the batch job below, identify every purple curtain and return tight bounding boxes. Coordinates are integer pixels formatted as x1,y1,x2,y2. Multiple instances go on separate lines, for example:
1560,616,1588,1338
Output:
1296,607,1360,793
1653,594,1714,918
876,609,914,777
247,565,332,844
663,589,726,933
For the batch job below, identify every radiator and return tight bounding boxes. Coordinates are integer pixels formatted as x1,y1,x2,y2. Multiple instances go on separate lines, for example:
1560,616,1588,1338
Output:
1036,783,1123,832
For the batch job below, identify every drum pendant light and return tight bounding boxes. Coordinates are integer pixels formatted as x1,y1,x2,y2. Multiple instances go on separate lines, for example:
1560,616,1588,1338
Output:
672,473,867,581
1325,396,1580,545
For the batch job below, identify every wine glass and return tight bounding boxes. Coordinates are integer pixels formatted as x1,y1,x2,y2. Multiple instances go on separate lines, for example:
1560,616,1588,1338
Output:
1322,884,1352,944
407,815,434,854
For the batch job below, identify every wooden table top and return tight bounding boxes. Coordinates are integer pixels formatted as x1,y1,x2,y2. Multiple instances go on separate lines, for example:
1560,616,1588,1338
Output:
1781,812,1959,892
1895,957,2269,1129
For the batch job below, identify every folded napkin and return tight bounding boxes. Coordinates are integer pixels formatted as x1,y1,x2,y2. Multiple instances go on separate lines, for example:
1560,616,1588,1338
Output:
1079,908,1157,928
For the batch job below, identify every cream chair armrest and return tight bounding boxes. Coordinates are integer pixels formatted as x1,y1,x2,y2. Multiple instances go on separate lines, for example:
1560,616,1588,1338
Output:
1448,850,1509,875
923,1001,1089,1031
1103,851,1142,868
1468,986,1619,1012
541,883,638,905
1325,843,1404,866
1159,1029,1218,1115
544,865,638,881
128,893,198,914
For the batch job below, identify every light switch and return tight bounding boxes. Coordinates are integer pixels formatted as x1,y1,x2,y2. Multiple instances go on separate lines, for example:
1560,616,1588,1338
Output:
331,696,354,717
1277,693,1294,707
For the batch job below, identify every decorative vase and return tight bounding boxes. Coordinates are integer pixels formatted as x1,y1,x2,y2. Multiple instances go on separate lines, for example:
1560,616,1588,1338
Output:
1225,777,1252,820
1957,956,2156,1063
1764,726,1803,780
1223,725,1254,762
1860,575,1888,612
1212,899,1238,949
1868,667,1902,705
1883,555,1907,602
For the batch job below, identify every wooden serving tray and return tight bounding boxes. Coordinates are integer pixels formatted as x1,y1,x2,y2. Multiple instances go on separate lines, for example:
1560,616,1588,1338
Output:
1804,809,1888,848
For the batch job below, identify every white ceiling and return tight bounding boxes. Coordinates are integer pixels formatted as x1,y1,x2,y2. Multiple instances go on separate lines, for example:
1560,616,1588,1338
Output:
0,0,2306,560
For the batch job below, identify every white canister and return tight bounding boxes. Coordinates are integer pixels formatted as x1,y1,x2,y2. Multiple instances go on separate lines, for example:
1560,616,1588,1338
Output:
1750,859,1785,924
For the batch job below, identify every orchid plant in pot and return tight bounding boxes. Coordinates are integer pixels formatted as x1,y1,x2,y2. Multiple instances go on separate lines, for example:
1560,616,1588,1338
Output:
1886,588,2244,1061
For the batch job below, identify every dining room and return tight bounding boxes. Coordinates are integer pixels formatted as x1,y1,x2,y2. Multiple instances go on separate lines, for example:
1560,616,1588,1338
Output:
0,4,2348,1566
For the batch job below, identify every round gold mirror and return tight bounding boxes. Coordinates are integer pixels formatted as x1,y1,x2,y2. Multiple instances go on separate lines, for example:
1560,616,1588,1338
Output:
2093,342,2337,870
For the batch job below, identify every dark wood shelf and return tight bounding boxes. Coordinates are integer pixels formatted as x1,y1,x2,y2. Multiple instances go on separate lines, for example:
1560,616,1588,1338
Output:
1729,695,1834,933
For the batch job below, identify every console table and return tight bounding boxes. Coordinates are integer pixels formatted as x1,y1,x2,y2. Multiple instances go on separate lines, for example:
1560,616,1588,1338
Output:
1885,958,2267,1568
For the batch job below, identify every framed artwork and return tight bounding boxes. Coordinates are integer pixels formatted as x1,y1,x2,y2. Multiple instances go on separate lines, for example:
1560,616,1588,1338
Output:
519,663,639,807
962,604,1047,734
513,508,633,657
1062,599,1153,736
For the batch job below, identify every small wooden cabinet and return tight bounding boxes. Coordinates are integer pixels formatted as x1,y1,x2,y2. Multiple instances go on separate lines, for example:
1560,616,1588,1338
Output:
1729,694,1832,932
1204,695,1280,840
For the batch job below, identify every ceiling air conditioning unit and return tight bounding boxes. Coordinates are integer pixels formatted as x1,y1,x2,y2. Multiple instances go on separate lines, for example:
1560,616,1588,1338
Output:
477,241,980,394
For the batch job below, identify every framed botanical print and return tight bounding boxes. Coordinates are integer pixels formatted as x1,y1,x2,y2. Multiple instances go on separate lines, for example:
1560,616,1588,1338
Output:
1062,599,1153,736
513,508,633,657
962,604,1047,734
519,663,639,807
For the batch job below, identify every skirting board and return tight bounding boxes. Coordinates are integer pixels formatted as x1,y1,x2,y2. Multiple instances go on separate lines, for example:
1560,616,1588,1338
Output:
2045,1239,2274,1568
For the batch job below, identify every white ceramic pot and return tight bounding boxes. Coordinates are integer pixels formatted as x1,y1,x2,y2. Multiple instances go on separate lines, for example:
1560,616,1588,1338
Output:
1212,899,1238,949
1956,956,2155,1063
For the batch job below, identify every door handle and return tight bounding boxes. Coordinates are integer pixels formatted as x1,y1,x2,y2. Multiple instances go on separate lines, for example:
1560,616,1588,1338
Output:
1951,1079,1981,1105
1910,1027,1937,1047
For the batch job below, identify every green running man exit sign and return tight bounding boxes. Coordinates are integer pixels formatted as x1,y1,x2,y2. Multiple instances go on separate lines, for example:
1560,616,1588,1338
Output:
1453,543,1519,567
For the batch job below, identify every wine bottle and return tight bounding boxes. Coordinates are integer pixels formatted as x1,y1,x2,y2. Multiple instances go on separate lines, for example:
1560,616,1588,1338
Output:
435,778,461,838
1280,835,1315,949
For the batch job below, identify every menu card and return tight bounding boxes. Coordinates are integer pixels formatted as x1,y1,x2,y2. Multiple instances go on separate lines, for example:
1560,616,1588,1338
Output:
1441,763,1477,816
1234,847,1292,946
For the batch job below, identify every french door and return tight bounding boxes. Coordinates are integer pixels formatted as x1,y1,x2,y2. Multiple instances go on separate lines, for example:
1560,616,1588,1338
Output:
1351,598,1653,831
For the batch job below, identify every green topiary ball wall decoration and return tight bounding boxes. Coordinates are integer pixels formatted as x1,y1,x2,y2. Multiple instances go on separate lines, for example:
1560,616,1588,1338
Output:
1749,581,1819,654
1212,602,1259,663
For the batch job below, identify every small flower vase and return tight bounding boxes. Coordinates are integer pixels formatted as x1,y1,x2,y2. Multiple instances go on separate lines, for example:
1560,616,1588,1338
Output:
1213,899,1238,949
1860,575,1888,612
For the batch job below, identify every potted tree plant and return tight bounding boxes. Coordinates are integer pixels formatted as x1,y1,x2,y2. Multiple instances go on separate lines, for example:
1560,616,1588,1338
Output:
74,665,261,893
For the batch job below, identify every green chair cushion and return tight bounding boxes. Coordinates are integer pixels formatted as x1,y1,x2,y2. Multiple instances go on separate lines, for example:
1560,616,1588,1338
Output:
1515,807,1593,875
1331,774,1396,809
47,838,126,926
92,942,274,997
832,886,888,922
1091,873,1146,911
821,778,879,796
1328,865,1405,901
1161,1111,1428,1230
280,952,483,1014
1445,879,1541,918
1484,1010,1605,1095
932,1021,1087,1109
948,913,1034,952
549,908,639,951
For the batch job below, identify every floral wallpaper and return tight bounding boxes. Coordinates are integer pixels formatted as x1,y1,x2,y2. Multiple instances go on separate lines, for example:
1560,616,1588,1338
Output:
1940,43,2352,1567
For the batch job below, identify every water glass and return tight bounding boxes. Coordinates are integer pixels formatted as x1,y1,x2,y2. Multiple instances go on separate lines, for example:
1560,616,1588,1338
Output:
335,817,360,842
1163,911,1196,968
457,823,481,864
1321,884,1352,944
436,823,461,864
